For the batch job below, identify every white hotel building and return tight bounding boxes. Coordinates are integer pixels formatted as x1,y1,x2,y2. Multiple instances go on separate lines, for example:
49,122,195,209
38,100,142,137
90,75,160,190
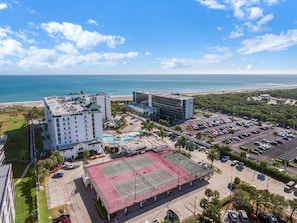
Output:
0,164,16,223
44,92,111,159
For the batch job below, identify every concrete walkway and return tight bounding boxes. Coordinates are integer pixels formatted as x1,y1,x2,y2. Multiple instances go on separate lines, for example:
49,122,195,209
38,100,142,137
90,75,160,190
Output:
15,161,33,186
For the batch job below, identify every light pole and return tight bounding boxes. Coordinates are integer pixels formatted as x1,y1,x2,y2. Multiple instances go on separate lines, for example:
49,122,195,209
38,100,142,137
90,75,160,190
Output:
194,195,197,216
266,178,270,190
230,176,232,197
134,172,137,202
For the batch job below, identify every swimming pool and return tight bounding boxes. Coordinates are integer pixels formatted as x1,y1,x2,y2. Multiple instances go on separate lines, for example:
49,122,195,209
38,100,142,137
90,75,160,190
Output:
103,135,136,143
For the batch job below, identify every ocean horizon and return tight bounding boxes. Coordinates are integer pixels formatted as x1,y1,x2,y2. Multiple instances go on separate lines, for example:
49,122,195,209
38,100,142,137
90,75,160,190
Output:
1,74,297,103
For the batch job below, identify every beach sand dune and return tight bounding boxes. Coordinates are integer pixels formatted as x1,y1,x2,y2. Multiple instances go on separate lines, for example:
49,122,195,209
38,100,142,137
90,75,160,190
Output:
0,95,133,108
1,85,297,108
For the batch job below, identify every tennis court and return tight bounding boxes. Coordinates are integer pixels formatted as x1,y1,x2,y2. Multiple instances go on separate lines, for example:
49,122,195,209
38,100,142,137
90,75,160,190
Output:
101,156,154,177
86,150,212,215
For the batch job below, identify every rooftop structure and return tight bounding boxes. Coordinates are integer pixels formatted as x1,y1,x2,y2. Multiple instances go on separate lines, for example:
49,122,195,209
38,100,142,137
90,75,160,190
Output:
44,92,111,159
85,150,212,220
0,135,7,164
0,164,16,223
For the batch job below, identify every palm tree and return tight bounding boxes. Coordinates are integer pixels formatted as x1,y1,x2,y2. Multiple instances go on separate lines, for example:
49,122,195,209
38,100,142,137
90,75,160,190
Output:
179,136,187,149
273,131,278,141
230,129,235,138
186,139,195,151
207,148,219,168
205,188,214,201
196,131,203,140
289,198,297,222
159,128,167,141
200,197,208,216
269,193,287,215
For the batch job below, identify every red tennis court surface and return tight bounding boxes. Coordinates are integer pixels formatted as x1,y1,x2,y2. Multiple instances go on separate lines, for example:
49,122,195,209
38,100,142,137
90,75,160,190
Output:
86,149,212,214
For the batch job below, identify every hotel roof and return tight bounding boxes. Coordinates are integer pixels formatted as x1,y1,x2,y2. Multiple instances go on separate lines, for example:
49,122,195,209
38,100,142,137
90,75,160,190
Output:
44,96,101,116
135,91,193,100
44,96,85,116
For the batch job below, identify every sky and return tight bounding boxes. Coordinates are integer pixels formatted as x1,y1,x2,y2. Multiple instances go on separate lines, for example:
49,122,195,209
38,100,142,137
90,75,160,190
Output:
0,0,296,75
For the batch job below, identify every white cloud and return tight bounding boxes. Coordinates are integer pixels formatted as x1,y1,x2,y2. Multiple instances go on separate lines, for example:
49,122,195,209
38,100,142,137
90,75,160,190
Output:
196,0,278,35
233,0,245,19
0,38,23,58
245,13,273,32
0,3,7,10
238,29,297,54
249,7,263,20
230,26,244,38
217,26,222,31
87,19,98,26
195,0,226,9
18,48,139,68
158,47,232,69
56,42,78,54
41,22,125,49
246,64,253,70
0,27,11,38
145,51,151,56
264,0,279,6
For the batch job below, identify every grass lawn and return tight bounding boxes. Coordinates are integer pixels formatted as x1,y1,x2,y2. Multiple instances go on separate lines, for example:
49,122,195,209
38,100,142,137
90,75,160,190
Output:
38,189,52,223
14,166,36,223
1,106,45,223
39,188,70,223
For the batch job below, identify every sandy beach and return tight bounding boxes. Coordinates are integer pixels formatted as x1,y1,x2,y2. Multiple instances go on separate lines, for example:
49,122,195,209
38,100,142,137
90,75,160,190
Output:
1,85,297,108
0,95,134,108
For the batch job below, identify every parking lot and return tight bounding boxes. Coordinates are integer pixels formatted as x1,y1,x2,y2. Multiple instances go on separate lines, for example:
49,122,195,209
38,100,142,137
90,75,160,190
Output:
180,112,297,177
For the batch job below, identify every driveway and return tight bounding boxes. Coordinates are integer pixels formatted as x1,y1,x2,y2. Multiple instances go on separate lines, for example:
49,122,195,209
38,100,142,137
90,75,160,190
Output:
46,160,98,223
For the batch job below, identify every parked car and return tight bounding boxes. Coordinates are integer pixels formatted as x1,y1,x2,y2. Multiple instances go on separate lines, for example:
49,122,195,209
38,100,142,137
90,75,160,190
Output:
284,180,296,193
221,155,230,162
53,172,64,178
52,214,71,223
258,213,269,223
276,140,283,144
254,141,261,146
270,141,278,146
228,211,240,223
164,209,180,223
228,183,237,191
238,210,251,223
276,215,287,223
257,173,265,181
231,160,239,166
267,213,279,223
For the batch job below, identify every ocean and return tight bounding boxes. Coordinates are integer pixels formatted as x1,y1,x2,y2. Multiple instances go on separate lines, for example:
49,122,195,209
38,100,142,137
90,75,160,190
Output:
1,74,297,103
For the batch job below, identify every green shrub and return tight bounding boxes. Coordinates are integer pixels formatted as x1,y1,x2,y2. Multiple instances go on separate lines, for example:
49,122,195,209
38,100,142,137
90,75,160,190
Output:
95,201,108,220
240,146,249,151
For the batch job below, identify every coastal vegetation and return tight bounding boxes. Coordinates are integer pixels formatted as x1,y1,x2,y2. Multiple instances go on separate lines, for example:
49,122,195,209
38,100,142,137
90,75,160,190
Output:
193,89,297,128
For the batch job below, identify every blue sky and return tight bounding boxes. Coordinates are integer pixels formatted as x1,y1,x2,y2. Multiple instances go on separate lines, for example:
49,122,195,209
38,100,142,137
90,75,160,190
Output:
0,0,296,74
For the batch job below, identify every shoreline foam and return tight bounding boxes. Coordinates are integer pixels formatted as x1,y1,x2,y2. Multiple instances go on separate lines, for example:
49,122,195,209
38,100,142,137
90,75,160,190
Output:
1,85,297,108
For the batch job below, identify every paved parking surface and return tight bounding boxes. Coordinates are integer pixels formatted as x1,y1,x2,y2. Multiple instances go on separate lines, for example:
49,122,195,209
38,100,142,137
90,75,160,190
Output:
181,113,297,176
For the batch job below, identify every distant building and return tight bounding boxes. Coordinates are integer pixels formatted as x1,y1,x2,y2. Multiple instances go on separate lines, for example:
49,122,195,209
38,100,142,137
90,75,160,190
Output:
131,91,194,123
44,92,111,159
258,94,270,100
0,164,16,223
